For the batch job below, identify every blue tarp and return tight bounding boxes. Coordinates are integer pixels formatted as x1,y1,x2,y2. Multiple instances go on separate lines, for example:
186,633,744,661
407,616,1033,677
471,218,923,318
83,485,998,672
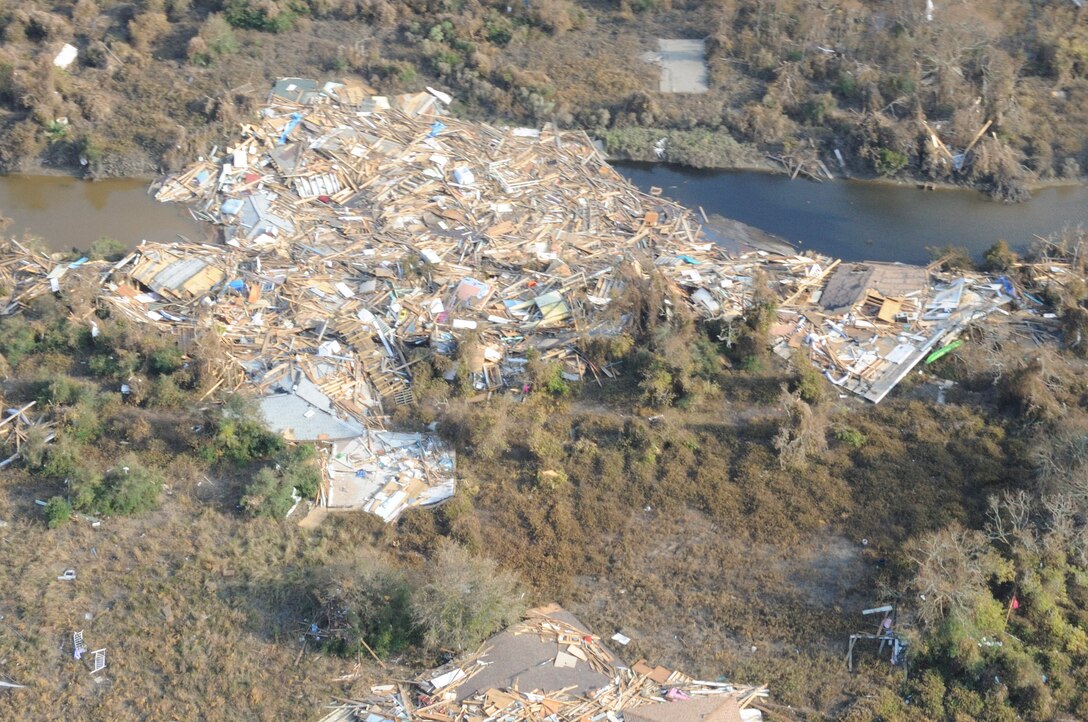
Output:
278,112,304,145
428,120,447,138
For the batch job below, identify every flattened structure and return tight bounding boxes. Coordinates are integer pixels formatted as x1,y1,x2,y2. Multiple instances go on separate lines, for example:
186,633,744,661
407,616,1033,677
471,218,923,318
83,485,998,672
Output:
624,696,745,722
326,431,455,521
820,262,929,312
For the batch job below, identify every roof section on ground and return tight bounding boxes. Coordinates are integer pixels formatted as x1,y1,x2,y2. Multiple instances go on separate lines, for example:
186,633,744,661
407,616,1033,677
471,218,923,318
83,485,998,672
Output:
820,262,930,312
445,603,622,702
624,695,744,722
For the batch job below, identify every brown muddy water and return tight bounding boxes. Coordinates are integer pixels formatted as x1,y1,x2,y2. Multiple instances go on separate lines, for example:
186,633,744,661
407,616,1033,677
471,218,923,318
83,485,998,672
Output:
0,175,204,253
2,169,1088,265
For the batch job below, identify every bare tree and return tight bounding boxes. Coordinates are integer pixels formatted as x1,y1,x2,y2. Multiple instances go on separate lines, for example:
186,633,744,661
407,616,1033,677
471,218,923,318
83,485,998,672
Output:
772,388,828,469
909,527,1001,628
986,490,1039,554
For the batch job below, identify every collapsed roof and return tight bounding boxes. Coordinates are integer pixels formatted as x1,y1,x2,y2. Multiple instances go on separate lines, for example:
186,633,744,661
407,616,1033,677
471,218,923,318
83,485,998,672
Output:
321,605,768,721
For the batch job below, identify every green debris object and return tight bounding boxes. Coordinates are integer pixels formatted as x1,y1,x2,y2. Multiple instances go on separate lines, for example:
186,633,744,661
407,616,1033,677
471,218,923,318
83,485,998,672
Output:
925,339,964,364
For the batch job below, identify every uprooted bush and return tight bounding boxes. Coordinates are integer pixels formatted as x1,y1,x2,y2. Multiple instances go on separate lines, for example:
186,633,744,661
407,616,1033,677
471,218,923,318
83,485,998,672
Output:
772,389,828,469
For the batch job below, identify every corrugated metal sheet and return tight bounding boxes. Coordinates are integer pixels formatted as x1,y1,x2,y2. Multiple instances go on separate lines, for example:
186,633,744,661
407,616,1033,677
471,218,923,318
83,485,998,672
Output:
293,172,343,199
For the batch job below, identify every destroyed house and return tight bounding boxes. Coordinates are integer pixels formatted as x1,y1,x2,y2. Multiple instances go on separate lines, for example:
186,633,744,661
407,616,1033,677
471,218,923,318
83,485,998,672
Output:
320,605,768,721
820,262,929,313
125,247,226,301
624,695,749,722
325,431,455,522
421,603,622,702
270,77,321,104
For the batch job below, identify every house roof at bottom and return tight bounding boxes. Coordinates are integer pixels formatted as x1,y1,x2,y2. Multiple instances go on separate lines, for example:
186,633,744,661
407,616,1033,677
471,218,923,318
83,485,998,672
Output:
623,695,742,722
447,605,622,702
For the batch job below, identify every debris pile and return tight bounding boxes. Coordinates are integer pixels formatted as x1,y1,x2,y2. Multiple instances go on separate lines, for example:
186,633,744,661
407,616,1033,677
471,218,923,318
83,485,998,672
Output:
325,431,455,522
770,260,1017,402
321,608,768,722
150,82,831,400
0,80,1079,519
0,401,55,469
0,239,66,314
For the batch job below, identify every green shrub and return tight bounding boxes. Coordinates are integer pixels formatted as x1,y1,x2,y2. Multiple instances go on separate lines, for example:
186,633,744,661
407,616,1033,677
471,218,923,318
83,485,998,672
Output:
308,563,421,659
39,437,82,478
638,360,675,408
34,376,95,407
409,542,527,651
485,11,514,45
75,455,163,515
202,395,284,464
87,349,140,380
45,120,68,144
86,236,126,261
874,147,909,176
833,425,867,448
188,14,241,65
908,669,946,719
542,363,571,397
44,495,71,528
240,466,296,518
792,354,827,404
983,239,1019,272
224,0,303,32
283,444,320,499
64,397,104,443
0,317,37,368
146,375,187,408
148,346,183,376
796,93,835,126
76,135,103,164
241,444,319,517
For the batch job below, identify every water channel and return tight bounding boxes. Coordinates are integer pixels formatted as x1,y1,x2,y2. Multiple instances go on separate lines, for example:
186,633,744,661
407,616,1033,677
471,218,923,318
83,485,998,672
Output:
0,174,203,254
2,169,1088,265
616,163,1088,265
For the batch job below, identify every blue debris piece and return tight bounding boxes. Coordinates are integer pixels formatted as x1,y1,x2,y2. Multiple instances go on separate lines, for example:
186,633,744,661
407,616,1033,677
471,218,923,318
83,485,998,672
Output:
678,254,702,265
221,198,243,216
228,279,245,292
428,120,447,138
68,257,89,269
279,112,304,145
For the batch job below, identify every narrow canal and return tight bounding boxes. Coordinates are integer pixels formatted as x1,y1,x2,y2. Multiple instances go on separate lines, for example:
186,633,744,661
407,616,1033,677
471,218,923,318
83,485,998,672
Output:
616,163,1088,265
3,169,1088,265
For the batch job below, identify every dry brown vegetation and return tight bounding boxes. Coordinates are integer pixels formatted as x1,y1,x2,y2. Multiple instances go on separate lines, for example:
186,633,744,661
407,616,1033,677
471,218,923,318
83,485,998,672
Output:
0,0,1085,196
5,251,1088,718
